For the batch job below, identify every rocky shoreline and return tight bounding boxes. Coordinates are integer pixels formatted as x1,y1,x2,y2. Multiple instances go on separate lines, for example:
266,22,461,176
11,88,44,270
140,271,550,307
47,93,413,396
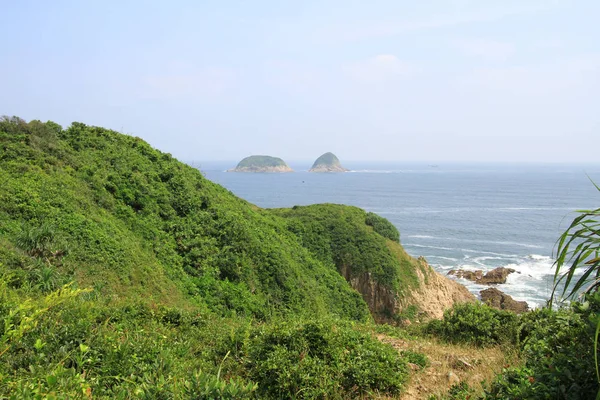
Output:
447,267,529,313
448,267,518,285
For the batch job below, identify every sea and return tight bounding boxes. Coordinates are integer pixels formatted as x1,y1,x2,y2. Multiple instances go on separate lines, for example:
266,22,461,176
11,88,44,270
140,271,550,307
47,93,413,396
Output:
196,161,600,309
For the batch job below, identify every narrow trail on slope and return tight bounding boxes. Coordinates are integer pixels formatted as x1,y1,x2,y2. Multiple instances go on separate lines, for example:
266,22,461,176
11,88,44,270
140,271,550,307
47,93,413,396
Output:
376,334,516,399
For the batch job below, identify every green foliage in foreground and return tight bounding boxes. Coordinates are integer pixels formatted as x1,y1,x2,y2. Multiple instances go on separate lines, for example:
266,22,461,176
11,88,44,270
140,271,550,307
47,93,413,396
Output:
552,181,600,301
0,276,410,398
241,319,408,398
426,300,599,399
426,302,519,347
429,382,477,400
486,294,599,399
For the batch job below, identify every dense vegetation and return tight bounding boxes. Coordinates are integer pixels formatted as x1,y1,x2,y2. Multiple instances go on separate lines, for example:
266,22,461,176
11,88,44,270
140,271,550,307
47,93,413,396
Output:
231,155,291,171
308,152,347,172
0,117,424,397
425,299,599,399
365,211,401,242
1,116,598,399
311,152,339,167
426,303,518,347
271,205,417,298
0,117,375,320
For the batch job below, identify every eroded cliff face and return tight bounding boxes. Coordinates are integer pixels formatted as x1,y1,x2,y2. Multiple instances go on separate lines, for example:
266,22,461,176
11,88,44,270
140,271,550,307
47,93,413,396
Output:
339,265,397,320
340,257,475,321
401,257,475,319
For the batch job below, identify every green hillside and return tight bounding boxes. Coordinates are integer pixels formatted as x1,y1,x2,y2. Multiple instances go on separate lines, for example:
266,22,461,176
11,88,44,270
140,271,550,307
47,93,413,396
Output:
0,118,369,320
1,117,598,398
270,205,418,294
0,117,418,397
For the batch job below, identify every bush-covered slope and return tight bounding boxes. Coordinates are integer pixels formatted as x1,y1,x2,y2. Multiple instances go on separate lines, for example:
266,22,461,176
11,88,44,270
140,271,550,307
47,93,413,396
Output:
269,204,421,318
0,117,368,321
270,205,417,292
0,117,429,398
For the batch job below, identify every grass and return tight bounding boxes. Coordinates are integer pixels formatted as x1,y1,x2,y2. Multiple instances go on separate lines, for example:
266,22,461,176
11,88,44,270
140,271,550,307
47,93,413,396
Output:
374,334,515,399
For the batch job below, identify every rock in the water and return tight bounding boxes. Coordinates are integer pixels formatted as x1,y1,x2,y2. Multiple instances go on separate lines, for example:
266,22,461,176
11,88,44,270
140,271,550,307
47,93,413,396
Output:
228,155,293,173
448,269,483,282
479,267,516,285
309,152,349,172
480,287,529,313
448,267,517,285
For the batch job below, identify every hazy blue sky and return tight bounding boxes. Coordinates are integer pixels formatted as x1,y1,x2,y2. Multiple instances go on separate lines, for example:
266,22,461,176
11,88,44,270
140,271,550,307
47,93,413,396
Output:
2,0,599,162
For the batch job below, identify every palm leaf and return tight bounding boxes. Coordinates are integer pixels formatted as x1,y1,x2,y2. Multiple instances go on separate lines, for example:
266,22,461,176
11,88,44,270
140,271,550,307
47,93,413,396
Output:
552,181,600,302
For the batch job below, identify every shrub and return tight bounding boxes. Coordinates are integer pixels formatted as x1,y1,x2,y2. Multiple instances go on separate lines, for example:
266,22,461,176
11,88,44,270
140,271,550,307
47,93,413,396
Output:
429,382,477,400
242,319,408,398
400,349,429,369
426,302,518,347
487,300,599,399
365,212,400,242
15,223,62,260
183,372,257,399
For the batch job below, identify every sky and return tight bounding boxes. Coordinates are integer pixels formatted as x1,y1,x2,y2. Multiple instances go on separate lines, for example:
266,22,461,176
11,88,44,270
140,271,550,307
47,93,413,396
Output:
1,0,599,163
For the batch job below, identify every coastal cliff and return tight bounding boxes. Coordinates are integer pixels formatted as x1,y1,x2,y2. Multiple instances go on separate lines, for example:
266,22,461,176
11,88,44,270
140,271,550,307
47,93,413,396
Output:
271,204,475,321
340,250,475,322
401,257,475,319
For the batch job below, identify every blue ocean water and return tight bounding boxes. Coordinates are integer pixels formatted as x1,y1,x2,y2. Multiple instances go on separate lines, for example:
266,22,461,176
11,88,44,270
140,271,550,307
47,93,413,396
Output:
199,161,600,308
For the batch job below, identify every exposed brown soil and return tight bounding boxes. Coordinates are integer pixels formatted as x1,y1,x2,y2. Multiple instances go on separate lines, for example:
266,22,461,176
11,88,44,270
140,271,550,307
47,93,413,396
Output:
375,334,516,399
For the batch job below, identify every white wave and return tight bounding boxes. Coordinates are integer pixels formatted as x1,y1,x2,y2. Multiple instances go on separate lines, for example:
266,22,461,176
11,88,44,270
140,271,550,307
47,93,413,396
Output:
404,243,455,251
405,243,520,258
460,248,519,257
471,256,519,267
495,207,575,211
433,264,457,270
504,260,555,279
377,210,449,215
423,255,459,262
528,254,552,261
405,234,544,249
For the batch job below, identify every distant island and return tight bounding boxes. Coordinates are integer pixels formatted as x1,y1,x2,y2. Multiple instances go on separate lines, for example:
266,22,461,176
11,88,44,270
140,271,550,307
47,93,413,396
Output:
228,155,293,173
309,152,349,173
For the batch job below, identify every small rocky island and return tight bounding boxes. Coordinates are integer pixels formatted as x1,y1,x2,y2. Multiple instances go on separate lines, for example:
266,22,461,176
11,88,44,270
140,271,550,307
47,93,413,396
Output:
309,152,349,173
228,155,293,173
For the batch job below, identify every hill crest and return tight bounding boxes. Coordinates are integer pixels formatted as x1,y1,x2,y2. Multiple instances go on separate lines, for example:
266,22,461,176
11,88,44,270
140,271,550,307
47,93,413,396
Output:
229,155,293,173
309,152,349,172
